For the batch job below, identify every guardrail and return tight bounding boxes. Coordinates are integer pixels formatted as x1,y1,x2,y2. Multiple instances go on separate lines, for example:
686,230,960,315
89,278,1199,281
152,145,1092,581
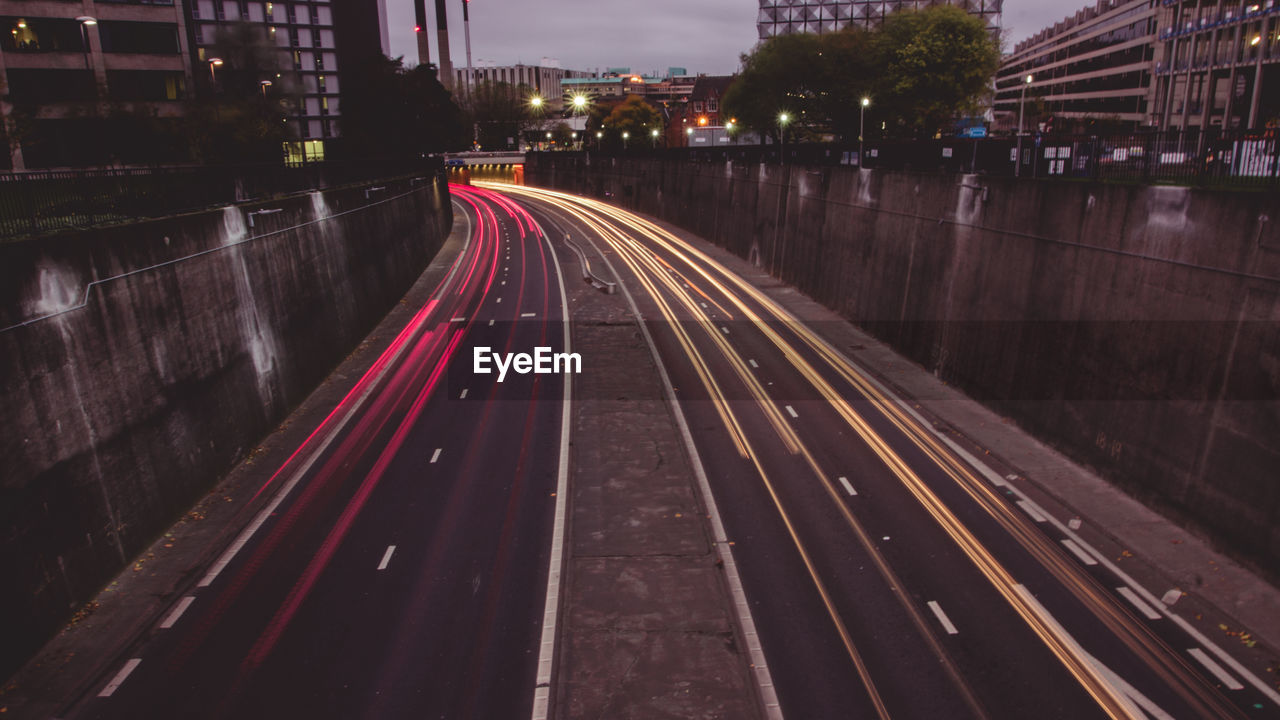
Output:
547,128,1279,189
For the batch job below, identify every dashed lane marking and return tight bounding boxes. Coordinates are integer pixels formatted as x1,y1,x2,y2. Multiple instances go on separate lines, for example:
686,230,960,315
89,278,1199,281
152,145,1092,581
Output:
1188,648,1244,690
1117,586,1162,620
159,596,196,629
377,545,396,571
1061,538,1098,566
838,476,857,496
784,405,799,419
98,659,142,697
927,601,959,635
430,448,442,464
460,389,469,399
1016,500,1047,523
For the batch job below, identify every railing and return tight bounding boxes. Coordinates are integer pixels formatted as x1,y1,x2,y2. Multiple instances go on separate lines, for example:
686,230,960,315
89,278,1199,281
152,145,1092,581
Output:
546,128,1280,188
0,158,446,240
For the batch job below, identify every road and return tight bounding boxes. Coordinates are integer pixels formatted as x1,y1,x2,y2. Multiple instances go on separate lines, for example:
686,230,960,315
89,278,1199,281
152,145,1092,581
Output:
67,179,1280,720
72,185,571,720
491,181,1278,720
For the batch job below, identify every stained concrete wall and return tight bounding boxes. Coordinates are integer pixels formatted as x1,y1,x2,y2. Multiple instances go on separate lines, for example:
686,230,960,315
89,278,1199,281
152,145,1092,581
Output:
0,173,451,678
528,154,1280,572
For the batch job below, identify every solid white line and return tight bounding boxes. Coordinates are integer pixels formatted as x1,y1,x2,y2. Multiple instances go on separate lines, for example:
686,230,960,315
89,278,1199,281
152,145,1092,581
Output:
1016,499,1047,523
1083,649,1177,720
159,596,196,629
98,658,142,697
1188,648,1245,690
838,476,857,496
748,358,759,368
521,312,536,317
927,600,959,635
1060,538,1098,566
565,205,784,719
450,317,466,323
527,216,574,720
1117,586,1162,620
430,448,442,464
377,545,396,571
784,405,799,419
460,388,469,399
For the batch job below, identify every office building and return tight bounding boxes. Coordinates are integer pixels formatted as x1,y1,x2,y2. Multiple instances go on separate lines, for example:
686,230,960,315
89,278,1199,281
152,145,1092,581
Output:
994,0,1158,132
1152,0,1280,129
756,0,1001,38
1,0,194,169
188,0,347,161
455,60,592,111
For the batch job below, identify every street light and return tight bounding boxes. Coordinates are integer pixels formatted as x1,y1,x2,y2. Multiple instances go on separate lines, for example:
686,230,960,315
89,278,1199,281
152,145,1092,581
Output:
622,130,629,150
778,112,790,161
651,127,659,148
860,96,870,167
259,79,273,98
572,94,587,111
76,16,96,72
1016,73,1032,178
530,96,543,109
208,57,224,82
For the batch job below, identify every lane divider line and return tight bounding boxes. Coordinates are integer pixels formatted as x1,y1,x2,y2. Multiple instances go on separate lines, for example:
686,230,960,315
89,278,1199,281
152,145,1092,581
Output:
1016,500,1048,523
1187,648,1245,690
430,448,442,464
521,312,536,317
97,658,141,698
749,359,759,368
159,596,196,629
1061,539,1099,566
927,601,960,635
1116,587,1162,621
377,545,396,571
450,317,466,323
784,405,799,419
460,389,469,399
838,476,857,496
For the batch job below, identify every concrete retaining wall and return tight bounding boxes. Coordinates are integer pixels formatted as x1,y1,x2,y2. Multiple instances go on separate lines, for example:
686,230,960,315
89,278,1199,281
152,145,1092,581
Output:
528,154,1280,572
0,174,451,678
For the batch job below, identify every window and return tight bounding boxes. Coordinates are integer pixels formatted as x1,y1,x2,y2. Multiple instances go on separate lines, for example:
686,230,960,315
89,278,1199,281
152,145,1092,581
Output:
107,70,186,100
98,21,180,54
1,17,85,53
708,99,718,112
4,69,96,103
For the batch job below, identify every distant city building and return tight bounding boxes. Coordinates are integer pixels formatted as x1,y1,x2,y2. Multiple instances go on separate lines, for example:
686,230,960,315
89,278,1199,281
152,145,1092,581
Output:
994,0,1158,132
1,2,194,169
458,61,592,110
188,0,363,162
1152,0,1280,129
670,75,735,145
560,73,650,103
756,0,1001,38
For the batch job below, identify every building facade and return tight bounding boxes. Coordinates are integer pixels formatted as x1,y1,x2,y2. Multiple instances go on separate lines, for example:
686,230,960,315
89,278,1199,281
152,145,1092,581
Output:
1,0,194,169
1152,0,1280,129
188,0,342,161
994,0,1158,132
756,0,1001,37
455,61,592,111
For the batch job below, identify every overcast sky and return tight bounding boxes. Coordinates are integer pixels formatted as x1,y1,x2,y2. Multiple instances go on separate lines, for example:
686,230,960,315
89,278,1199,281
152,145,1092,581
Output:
386,0,1076,76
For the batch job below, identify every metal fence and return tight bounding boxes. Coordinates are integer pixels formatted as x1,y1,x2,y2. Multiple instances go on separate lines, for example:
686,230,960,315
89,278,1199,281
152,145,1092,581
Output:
563,128,1280,189
0,158,446,240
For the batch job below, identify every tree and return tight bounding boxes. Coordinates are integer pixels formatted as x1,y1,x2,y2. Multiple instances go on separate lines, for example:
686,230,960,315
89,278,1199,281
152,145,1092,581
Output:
872,6,1000,136
466,80,534,150
600,95,663,149
723,5,1000,141
337,55,468,159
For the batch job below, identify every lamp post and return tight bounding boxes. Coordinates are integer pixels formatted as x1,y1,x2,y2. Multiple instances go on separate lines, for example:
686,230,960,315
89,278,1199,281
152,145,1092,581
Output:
208,57,224,83
76,16,96,71
650,127,659,148
1016,73,1032,178
259,79,272,98
778,112,790,162
859,96,870,167
622,130,629,150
